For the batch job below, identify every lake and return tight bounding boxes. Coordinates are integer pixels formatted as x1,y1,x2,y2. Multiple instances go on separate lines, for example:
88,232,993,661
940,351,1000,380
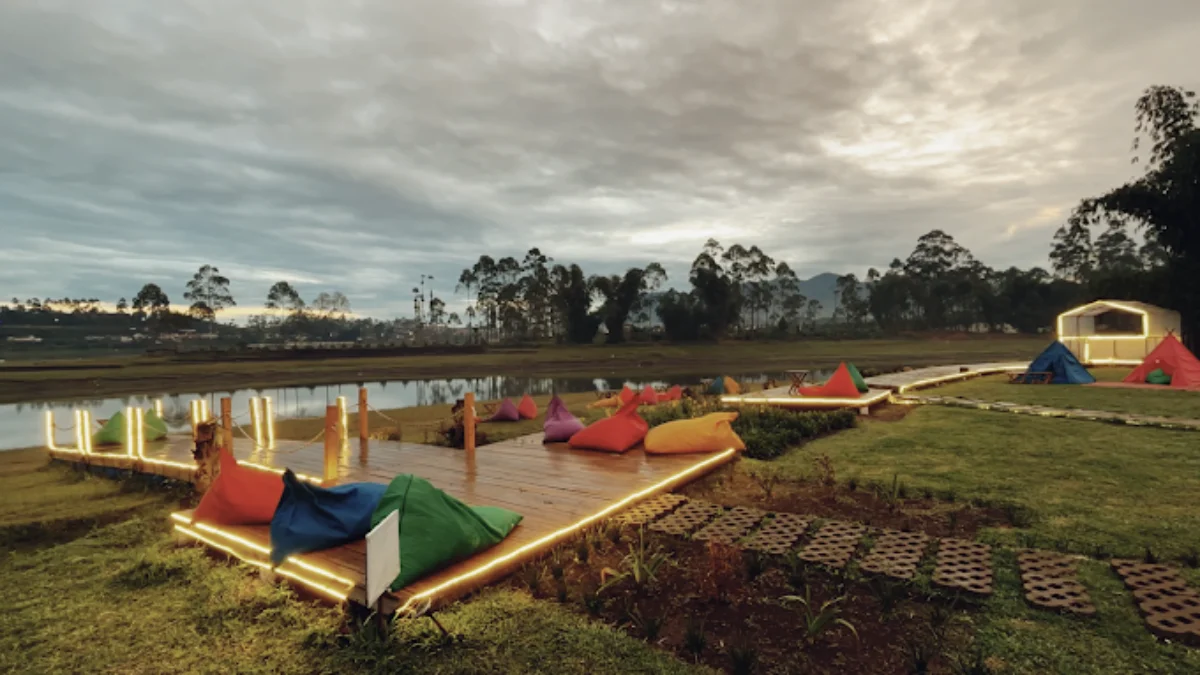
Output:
2,371,813,450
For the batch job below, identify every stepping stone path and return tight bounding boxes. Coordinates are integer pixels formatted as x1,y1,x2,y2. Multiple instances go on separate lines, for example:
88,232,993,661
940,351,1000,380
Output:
1017,550,1096,616
860,529,930,581
693,506,766,545
649,500,722,537
905,395,1200,432
617,493,687,526
1112,560,1200,646
798,519,867,569
742,512,811,555
932,538,993,595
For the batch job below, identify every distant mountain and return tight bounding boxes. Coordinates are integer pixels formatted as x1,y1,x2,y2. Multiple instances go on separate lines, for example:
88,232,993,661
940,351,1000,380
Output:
796,272,840,317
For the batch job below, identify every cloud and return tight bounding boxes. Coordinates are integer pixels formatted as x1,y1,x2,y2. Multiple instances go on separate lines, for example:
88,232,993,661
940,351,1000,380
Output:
1,0,1198,317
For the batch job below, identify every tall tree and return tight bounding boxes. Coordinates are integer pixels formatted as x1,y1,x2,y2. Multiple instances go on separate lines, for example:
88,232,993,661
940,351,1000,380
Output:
132,283,170,318
591,263,667,343
550,263,600,343
265,281,305,314
115,297,128,314
311,291,350,319
183,265,235,334
1049,218,1095,282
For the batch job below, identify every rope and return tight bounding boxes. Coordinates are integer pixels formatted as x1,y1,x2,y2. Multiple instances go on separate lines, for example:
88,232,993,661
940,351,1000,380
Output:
54,422,76,431
365,403,400,424
263,429,327,455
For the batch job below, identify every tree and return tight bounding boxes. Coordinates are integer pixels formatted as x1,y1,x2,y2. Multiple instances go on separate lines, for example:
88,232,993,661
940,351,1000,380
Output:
689,240,742,338
115,297,128,314
311,291,350,319
804,299,823,331
1068,85,1200,349
132,283,170,318
550,264,600,343
835,274,867,326
1049,218,1095,281
265,281,305,314
455,268,479,330
183,265,235,334
591,263,667,343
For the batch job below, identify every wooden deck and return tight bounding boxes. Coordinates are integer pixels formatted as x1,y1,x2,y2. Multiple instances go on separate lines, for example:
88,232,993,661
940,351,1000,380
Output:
48,431,736,615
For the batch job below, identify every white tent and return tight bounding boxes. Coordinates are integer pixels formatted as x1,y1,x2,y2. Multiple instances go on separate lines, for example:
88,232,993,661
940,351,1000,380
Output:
1057,300,1181,365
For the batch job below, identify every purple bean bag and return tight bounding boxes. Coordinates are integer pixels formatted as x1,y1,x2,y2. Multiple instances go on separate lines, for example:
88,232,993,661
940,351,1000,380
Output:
488,398,521,422
543,395,585,443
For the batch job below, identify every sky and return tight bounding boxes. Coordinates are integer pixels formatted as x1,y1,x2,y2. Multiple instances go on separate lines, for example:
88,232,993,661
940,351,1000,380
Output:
2,0,1198,320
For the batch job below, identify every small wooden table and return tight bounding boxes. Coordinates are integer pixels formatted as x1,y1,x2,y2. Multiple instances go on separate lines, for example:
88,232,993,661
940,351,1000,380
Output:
786,370,811,395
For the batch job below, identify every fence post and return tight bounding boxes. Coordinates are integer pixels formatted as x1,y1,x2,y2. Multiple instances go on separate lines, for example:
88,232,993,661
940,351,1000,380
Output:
324,405,339,483
464,392,476,454
220,397,233,451
358,387,370,464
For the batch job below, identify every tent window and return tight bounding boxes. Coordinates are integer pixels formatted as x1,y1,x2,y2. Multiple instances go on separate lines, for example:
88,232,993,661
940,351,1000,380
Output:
1094,310,1141,335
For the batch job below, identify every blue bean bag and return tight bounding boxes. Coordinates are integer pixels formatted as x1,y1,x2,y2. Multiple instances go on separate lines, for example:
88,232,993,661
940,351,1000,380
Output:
269,470,387,566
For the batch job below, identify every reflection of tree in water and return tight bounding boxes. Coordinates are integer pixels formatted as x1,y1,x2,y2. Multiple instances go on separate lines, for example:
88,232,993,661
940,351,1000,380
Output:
160,399,190,427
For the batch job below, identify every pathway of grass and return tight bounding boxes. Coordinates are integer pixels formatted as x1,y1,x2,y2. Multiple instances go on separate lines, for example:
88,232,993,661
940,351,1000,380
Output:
763,406,1200,562
930,368,1200,420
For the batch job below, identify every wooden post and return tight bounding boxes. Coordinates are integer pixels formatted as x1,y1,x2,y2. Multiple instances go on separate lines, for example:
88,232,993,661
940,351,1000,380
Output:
463,392,476,454
323,405,339,483
220,397,232,451
358,387,370,465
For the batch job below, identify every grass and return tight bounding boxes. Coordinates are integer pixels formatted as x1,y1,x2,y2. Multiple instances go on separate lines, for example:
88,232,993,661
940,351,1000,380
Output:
762,406,1200,561
930,367,1200,420
0,337,1046,404
0,458,708,674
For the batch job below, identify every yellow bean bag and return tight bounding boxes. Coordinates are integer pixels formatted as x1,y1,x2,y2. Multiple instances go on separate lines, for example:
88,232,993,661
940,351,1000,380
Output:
588,395,622,409
643,412,746,455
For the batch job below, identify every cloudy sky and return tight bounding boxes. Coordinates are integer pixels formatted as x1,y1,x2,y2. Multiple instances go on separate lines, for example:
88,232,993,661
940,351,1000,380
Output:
2,0,1197,319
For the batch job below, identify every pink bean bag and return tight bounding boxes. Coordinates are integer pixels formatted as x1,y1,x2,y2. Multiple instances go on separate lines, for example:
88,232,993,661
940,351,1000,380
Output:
488,398,521,422
542,395,585,443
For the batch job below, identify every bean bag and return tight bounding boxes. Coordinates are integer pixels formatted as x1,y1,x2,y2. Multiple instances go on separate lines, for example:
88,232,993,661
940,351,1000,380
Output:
618,386,636,404
192,449,284,526
487,398,520,422
663,385,683,401
846,362,870,394
370,474,523,590
543,395,585,442
568,401,648,453
644,412,746,455
92,409,170,447
269,470,387,566
517,394,538,420
588,395,622,409
798,363,861,399
640,385,659,405
1147,368,1173,385
707,376,741,396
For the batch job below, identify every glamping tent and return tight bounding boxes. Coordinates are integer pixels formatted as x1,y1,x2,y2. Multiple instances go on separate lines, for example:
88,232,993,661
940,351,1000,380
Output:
1058,300,1181,366
707,376,741,396
1015,341,1095,384
1123,334,1200,390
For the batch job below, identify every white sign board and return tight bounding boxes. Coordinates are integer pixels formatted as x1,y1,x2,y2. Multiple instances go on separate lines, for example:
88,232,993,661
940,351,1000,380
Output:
365,510,401,607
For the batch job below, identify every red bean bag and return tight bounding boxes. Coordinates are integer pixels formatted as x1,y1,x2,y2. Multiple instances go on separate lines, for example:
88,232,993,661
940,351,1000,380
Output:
488,398,521,422
618,386,636,405
663,385,682,401
192,449,284,526
568,401,648,454
640,385,658,405
798,363,861,399
517,394,538,420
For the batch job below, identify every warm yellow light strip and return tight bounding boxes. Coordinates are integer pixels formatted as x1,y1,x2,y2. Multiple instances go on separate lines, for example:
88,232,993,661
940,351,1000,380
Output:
1089,358,1144,366
720,390,892,407
263,397,276,449
173,524,350,601
1059,300,1150,339
82,411,93,454
134,407,145,459
336,396,349,440
249,397,265,448
74,410,87,454
397,448,738,615
154,399,164,418
44,411,59,451
239,461,321,485
125,406,135,458
1084,335,1148,341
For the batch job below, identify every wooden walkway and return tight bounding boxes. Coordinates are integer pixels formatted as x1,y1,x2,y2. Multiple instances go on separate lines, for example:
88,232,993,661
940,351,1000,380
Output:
48,432,736,615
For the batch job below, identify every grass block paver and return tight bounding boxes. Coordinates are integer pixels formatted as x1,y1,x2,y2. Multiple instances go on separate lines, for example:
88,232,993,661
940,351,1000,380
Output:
693,506,767,545
1017,550,1095,616
932,538,993,595
616,493,687,526
797,519,866,569
859,529,931,580
1112,559,1200,646
742,512,811,555
649,499,722,537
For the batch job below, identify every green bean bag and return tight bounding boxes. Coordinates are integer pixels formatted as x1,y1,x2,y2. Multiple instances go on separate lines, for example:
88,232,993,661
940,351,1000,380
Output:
92,409,169,446
1146,368,1173,386
370,474,522,590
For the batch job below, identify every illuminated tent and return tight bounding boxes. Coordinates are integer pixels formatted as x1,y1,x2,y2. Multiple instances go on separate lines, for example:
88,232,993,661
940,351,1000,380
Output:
1058,300,1181,365
797,363,861,399
1123,334,1200,390
1016,341,1095,384
707,376,741,396
92,409,169,446
845,362,870,393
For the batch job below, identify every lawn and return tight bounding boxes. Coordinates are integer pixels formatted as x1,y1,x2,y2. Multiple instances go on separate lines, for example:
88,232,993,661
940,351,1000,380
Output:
761,405,1200,562
929,367,1200,420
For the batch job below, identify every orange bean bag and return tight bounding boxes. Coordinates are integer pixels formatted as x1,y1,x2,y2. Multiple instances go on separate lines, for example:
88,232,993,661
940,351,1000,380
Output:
640,385,658,405
568,401,648,454
798,363,861,399
588,394,622,409
193,449,285,526
517,394,538,420
644,412,746,454
618,386,636,404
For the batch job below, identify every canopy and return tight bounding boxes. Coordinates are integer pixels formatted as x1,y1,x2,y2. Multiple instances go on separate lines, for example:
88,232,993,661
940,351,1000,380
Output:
707,376,741,396
1022,341,1096,384
798,363,861,399
1123,334,1200,390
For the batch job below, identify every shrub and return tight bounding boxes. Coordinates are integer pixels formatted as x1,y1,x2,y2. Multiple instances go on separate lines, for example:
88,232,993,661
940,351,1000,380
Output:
641,402,857,460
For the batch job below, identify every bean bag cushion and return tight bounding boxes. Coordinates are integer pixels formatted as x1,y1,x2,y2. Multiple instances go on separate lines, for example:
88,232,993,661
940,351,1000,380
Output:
192,449,284,526
618,386,636,404
846,362,870,393
663,385,683,401
798,363,861,399
588,395,621,409
640,385,659,405
371,474,523,590
644,412,746,455
517,394,538,420
488,398,521,422
93,409,170,447
543,395,585,442
1147,368,1173,385
269,470,387,566
707,376,741,395
568,401,648,453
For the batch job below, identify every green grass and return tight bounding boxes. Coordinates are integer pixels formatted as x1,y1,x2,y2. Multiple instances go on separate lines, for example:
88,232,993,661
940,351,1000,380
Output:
0,337,1046,404
0,461,707,675
930,368,1200,420
765,406,1200,561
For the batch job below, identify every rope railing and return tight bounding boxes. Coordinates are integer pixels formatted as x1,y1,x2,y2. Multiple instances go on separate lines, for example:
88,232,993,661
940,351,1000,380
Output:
267,429,327,454
365,403,400,425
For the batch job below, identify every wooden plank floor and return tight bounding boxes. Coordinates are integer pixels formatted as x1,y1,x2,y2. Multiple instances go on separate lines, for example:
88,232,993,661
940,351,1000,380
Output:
78,431,736,614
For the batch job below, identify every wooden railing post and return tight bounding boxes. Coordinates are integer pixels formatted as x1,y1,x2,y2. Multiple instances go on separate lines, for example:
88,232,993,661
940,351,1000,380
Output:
464,392,476,454
220,397,232,451
358,387,370,464
323,405,339,483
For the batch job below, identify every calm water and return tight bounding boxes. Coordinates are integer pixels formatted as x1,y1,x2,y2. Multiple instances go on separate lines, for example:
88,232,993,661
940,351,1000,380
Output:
2,371,812,450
